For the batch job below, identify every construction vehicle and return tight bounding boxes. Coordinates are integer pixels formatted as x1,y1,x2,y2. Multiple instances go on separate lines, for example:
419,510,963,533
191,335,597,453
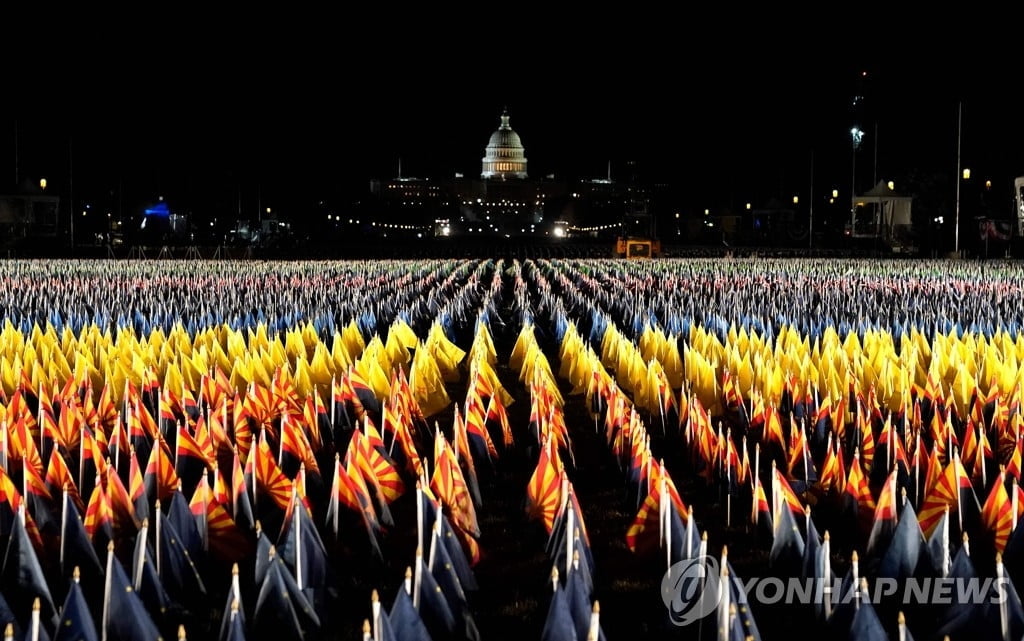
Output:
614,197,660,258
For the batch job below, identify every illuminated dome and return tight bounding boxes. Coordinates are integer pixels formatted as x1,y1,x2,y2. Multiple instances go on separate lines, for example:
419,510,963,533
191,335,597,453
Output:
481,109,527,180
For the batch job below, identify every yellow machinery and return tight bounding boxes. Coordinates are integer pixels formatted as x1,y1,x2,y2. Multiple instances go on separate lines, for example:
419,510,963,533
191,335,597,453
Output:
614,237,660,259
614,199,659,258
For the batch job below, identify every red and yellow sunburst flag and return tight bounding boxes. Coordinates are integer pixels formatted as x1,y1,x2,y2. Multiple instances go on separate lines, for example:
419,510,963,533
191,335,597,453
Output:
103,465,139,533
772,464,805,523
763,404,785,455
431,430,480,538
857,408,876,474
253,428,292,512
525,435,563,534
464,387,498,463
56,400,85,451
95,382,119,433
45,448,83,514
191,415,217,467
918,451,977,537
351,425,404,504
982,471,1013,554
844,448,876,524
83,478,113,541
143,436,179,504
485,393,513,449
231,446,254,531
819,434,843,494
8,417,44,482
383,398,423,477
649,459,686,517
127,446,148,524
961,418,981,468
752,472,772,529
328,453,379,535
625,480,659,555
1006,431,1022,482
866,468,900,555
626,463,686,556
107,415,129,471
279,413,320,477
7,389,37,439
301,391,328,453
190,473,249,562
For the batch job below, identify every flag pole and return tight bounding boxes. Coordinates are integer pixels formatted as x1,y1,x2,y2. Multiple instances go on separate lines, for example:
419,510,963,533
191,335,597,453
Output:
155,499,162,577
295,490,303,590
102,542,114,641
823,531,832,619
371,590,382,641
416,482,424,562
955,101,963,255
60,481,68,565
413,546,423,610
134,518,148,590
997,554,1009,641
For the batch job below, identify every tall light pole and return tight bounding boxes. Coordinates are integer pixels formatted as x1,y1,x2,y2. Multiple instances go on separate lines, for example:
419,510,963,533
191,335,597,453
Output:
851,127,864,236
954,101,963,255
808,150,815,250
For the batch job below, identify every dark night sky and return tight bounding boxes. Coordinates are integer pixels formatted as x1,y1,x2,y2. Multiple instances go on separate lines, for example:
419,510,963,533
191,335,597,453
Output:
2,16,1021,219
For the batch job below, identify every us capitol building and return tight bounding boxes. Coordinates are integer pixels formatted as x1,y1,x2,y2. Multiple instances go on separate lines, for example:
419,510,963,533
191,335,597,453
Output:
480,109,528,180
368,109,649,237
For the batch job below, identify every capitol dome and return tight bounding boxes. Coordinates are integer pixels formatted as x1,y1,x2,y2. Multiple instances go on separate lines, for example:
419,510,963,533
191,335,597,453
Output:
481,109,527,180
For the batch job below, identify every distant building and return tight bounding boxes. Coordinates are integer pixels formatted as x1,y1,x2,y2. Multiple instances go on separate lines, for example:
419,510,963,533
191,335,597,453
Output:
480,109,528,179
367,108,656,237
0,181,60,246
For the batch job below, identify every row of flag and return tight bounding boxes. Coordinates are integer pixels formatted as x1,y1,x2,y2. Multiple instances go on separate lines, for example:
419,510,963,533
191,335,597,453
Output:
529,258,1024,640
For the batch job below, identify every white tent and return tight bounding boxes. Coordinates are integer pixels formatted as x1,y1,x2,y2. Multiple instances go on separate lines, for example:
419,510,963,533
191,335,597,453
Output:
856,180,912,237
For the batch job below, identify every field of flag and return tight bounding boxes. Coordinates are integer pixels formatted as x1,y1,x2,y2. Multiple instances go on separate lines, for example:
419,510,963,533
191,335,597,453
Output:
2,258,1024,640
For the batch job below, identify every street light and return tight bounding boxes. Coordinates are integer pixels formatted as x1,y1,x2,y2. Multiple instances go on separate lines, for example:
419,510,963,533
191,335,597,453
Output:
39,178,47,191
851,127,864,235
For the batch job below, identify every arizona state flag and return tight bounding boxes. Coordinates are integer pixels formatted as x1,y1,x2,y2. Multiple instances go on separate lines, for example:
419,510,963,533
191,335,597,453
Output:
253,429,293,512
127,446,149,524
844,449,876,526
143,436,180,504
46,449,84,515
190,474,250,562
431,433,480,539
280,416,320,478
982,472,1013,554
176,423,210,497
866,469,900,556
752,476,773,537
83,482,114,543
525,439,563,534
918,452,981,538
625,482,663,556
231,447,255,532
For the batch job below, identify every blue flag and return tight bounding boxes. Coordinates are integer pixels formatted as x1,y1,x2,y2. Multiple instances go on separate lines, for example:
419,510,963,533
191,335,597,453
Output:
54,573,98,641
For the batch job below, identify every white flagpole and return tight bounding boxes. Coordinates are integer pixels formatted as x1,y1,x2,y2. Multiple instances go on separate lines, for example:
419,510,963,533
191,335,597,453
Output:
155,499,162,577
823,532,832,619
371,589,382,641
294,488,303,591
413,547,423,610
134,518,148,590
997,555,1010,641
102,542,114,641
